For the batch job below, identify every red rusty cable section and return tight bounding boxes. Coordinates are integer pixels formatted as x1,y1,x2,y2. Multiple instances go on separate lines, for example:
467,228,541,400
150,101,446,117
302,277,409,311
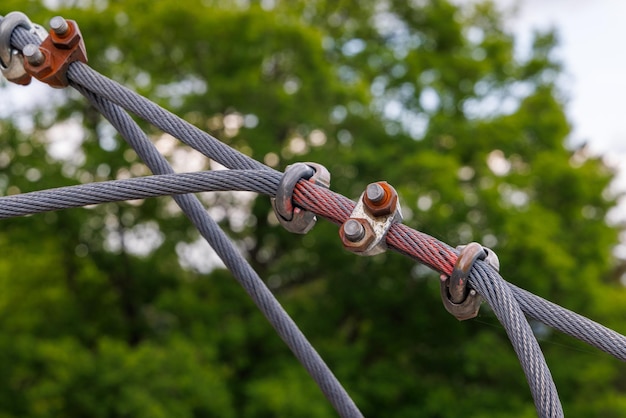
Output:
293,180,457,276
292,179,352,225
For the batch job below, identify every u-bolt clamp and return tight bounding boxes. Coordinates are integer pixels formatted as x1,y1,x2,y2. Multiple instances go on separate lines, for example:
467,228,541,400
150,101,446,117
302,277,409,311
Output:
272,162,331,234
22,16,88,88
440,242,500,321
339,181,403,256
0,12,48,85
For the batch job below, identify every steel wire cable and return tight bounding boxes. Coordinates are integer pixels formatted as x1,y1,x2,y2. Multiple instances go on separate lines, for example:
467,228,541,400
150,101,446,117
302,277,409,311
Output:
6,16,626,417
0,170,279,218
292,181,563,417
510,284,626,361
470,264,562,417
68,63,273,173
10,24,363,417
75,86,364,418
10,26,272,173
293,180,626,360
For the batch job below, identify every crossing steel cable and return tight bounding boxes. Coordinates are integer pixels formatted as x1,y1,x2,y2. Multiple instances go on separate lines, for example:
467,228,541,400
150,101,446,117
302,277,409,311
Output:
74,85,364,418
0,170,278,218
6,15,626,417
10,24,271,173
69,64,274,173
292,182,563,417
10,25,364,418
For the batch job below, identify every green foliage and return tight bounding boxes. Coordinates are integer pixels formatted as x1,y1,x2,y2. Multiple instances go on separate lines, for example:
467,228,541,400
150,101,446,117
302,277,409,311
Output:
1,0,625,416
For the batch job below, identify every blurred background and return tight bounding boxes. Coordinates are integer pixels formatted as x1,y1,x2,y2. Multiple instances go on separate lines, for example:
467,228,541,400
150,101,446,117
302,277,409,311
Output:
1,0,625,416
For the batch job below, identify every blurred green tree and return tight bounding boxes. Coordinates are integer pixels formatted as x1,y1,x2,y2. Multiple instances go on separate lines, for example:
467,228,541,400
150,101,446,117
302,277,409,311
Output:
0,0,625,416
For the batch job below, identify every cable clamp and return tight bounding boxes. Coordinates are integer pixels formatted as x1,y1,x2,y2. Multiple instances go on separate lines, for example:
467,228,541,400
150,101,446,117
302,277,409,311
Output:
22,16,88,88
339,181,402,256
272,162,331,234
440,242,500,320
0,12,48,85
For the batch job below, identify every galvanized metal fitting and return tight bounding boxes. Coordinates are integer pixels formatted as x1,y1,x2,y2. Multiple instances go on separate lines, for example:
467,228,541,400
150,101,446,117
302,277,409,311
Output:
23,16,88,88
340,181,402,256
272,162,331,234
440,242,500,321
0,12,48,85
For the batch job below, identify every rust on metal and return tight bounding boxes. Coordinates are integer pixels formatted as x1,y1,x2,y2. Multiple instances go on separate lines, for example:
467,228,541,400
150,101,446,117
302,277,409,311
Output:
272,162,331,234
340,181,402,256
363,181,398,217
440,242,499,321
448,242,485,303
339,218,376,253
23,18,87,88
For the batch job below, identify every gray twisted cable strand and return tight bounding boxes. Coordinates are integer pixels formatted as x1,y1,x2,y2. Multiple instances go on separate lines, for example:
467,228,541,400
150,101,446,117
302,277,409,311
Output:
392,227,564,415
74,85,363,418
68,63,272,172
2,15,620,414
470,262,564,418
383,208,626,362
10,26,270,173
0,171,279,218
12,23,624,364
509,283,626,360
10,24,362,416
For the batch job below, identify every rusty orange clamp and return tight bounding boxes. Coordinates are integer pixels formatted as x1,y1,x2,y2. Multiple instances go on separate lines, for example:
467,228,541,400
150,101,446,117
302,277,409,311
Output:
22,16,87,88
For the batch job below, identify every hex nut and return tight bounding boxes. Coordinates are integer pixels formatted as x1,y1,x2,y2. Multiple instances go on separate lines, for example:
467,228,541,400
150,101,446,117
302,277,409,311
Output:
339,218,375,253
363,181,398,217
23,48,54,79
343,219,366,242
50,16,70,36
50,19,81,49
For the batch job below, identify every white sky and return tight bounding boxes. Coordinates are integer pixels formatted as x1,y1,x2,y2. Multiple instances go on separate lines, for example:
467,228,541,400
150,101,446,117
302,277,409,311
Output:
489,0,626,226
497,0,626,154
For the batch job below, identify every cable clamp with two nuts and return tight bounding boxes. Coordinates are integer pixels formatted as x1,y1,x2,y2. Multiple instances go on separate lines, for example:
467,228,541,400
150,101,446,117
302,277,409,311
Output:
21,15,88,88
339,181,402,256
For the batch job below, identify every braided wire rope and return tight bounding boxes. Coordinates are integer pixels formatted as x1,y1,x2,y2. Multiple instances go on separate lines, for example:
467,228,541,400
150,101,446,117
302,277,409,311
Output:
5,15,626,417
294,181,626,361
292,182,563,416
76,86,364,418
0,170,278,218
10,23,271,173
70,64,272,173
10,23,364,418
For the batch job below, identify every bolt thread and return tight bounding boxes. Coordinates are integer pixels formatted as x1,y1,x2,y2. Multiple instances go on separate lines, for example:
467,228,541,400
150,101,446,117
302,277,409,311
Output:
50,16,69,36
23,44,45,66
